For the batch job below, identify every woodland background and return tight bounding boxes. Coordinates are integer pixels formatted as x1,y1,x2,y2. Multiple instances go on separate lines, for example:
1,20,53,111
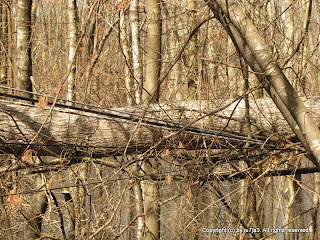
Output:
1,0,320,239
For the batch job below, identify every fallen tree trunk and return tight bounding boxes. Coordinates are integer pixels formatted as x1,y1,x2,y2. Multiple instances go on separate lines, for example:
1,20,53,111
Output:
1,97,320,158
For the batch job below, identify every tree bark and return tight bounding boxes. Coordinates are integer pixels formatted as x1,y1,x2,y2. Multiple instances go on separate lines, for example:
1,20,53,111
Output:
141,1,162,239
142,0,161,104
186,0,198,100
0,2,8,86
16,0,32,99
130,0,143,104
22,173,48,240
119,7,134,106
67,0,78,104
2,96,320,157
133,180,145,240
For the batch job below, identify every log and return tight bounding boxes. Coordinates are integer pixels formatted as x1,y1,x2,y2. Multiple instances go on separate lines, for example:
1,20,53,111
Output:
1,97,320,157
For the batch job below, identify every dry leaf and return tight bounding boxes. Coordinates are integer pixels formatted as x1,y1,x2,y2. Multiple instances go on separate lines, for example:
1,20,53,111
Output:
37,96,48,112
165,174,172,185
21,149,33,163
7,189,22,209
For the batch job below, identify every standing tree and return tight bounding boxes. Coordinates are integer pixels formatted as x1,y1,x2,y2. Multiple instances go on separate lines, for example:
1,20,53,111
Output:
119,5,134,106
141,0,162,239
16,0,32,98
16,1,48,239
67,0,78,104
0,1,8,85
130,0,143,104
185,0,198,100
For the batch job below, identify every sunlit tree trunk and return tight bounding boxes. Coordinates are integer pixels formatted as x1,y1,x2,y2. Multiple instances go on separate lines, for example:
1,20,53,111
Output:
16,0,32,98
130,0,142,104
16,1,49,239
142,0,161,104
170,4,183,101
133,180,145,240
67,0,78,104
283,176,295,240
120,6,134,105
141,1,161,239
82,0,96,101
0,2,8,86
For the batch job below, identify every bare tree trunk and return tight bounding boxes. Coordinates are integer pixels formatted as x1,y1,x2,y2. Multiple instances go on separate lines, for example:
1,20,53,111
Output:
120,7,134,106
206,0,320,168
78,163,88,239
309,173,320,240
0,2,8,86
22,173,48,240
82,0,96,101
130,0,142,104
15,1,49,238
140,1,162,239
133,180,145,240
61,171,76,240
283,177,295,240
186,0,198,100
141,160,160,240
142,0,161,104
67,0,78,104
16,0,32,98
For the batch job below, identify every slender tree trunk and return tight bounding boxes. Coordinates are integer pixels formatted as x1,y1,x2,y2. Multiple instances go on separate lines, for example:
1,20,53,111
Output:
61,171,76,240
130,0,142,104
186,0,198,100
140,1,162,239
120,7,134,106
133,180,145,240
83,0,96,101
16,1,49,239
78,163,88,239
67,0,78,104
0,2,8,86
142,0,161,104
141,160,160,240
309,173,320,240
7,2,13,86
16,0,32,98
283,177,295,240
22,173,48,240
